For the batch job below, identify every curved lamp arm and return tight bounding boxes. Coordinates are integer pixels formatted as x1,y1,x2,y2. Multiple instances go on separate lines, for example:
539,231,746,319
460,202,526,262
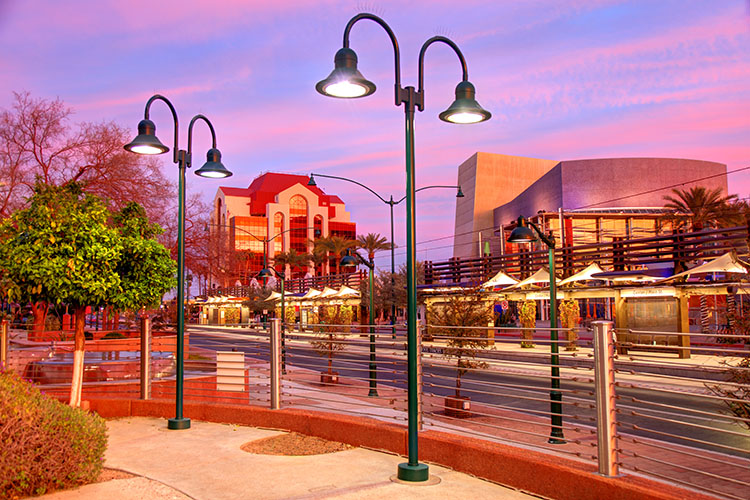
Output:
395,184,461,205
186,114,218,169
144,94,179,164
417,36,468,112
311,172,389,204
527,220,556,249
343,13,402,105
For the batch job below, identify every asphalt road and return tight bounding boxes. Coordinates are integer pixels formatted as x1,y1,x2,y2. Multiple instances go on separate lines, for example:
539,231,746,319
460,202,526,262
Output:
188,325,750,458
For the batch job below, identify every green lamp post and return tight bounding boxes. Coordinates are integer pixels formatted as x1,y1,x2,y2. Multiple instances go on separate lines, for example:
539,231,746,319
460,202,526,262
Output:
340,248,378,397
316,13,490,482
507,215,565,444
124,94,232,431
309,172,462,340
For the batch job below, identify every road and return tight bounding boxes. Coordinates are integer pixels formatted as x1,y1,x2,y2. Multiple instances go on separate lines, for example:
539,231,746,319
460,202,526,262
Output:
188,325,750,458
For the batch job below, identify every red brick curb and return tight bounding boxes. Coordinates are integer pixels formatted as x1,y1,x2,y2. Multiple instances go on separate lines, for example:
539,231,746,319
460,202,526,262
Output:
85,398,715,500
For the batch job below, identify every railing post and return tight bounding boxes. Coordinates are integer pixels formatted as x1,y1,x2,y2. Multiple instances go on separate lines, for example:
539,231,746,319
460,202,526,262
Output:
416,318,423,431
593,320,618,476
140,316,152,400
270,318,281,410
1,319,9,370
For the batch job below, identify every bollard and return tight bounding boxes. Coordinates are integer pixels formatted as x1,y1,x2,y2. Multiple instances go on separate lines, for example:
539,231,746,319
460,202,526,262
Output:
140,316,152,400
1,319,8,370
593,320,618,476
270,318,281,410
416,319,423,431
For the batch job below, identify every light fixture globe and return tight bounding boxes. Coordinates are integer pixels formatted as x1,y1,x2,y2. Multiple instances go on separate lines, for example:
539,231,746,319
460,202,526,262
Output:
307,174,317,186
316,48,376,99
439,81,492,124
340,251,359,267
508,217,537,244
195,148,232,178
124,119,169,155
257,268,274,279
456,186,465,198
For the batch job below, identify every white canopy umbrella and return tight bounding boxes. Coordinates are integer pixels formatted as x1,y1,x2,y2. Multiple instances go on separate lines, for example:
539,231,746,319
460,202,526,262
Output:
658,251,749,282
264,291,282,301
481,270,519,289
558,263,606,286
300,288,322,299
318,287,339,299
335,286,361,298
507,267,556,289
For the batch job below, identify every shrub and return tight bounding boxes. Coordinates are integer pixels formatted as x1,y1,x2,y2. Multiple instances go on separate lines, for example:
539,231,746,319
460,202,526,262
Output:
0,371,107,499
101,331,125,340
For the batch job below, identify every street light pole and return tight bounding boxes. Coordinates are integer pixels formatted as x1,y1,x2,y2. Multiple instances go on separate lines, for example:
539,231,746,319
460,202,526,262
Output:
125,94,232,431
341,249,377,396
316,13,490,482
507,216,564,443
309,172,462,341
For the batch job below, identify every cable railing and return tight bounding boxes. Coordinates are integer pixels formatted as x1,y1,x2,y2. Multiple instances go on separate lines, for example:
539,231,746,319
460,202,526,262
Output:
5,316,748,499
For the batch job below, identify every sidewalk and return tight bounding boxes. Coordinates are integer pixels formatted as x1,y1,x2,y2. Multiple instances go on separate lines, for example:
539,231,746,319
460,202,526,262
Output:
41,417,537,500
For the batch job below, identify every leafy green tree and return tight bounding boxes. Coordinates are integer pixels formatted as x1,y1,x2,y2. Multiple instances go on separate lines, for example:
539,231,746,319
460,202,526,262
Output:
273,248,311,278
314,235,356,275
0,184,175,407
356,233,390,261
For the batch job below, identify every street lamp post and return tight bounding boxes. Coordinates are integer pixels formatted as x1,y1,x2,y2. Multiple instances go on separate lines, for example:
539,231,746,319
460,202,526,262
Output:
124,94,232,431
257,266,286,371
507,215,565,444
340,248,377,397
308,172,463,339
316,13,490,482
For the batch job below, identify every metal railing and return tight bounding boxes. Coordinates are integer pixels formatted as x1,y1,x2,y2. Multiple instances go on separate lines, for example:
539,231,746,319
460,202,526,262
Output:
8,316,749,499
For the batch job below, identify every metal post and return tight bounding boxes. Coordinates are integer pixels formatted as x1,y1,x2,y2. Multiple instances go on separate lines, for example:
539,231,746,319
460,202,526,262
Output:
390,200,397,340
140,316,152,400
593,320,618,476
168,151,190,430
270,318,281,410
280,277,286,374
368,258,378,396
416,318,423,431
548,246,564,443
0,319,8,370
397,86,429,482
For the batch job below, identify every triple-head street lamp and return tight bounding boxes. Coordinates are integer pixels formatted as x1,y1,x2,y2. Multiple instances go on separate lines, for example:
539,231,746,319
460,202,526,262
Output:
308,172,462,339
317,13,490,482
124,94,232,430
507,215,565,443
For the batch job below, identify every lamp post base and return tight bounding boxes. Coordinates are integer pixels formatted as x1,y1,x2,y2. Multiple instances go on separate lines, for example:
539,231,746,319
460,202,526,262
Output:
168,417,191,430
397,462,429,482
368,388,379,397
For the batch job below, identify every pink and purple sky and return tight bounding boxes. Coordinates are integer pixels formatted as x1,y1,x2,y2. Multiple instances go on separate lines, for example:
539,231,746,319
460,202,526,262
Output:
1,0,748,268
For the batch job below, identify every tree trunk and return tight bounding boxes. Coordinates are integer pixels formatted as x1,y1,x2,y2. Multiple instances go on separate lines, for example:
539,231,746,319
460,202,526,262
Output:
327,334,333,375
31,301,48,337
69,306,87,407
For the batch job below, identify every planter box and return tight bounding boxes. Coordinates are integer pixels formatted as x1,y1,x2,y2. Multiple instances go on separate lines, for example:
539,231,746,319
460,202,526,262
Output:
445,395,472,418
320,371,339,385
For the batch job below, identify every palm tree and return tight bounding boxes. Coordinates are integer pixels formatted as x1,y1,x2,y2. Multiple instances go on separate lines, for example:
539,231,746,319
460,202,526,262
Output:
315,235,357,275
662,186,737,231
272,249,311,278
356,233,391,262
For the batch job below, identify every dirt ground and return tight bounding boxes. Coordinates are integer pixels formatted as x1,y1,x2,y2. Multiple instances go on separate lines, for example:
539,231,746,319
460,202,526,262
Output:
240,432,352,456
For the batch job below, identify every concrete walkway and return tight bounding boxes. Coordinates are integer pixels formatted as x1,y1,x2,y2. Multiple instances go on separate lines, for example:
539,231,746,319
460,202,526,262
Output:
42,417,538,500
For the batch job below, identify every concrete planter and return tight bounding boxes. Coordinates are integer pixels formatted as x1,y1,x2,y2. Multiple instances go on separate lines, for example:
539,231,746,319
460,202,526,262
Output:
445,395,472,418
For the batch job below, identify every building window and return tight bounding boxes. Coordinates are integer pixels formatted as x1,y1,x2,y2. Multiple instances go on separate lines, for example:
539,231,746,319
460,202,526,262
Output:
274,212,284,255
289,195,308,254
232,216,267,253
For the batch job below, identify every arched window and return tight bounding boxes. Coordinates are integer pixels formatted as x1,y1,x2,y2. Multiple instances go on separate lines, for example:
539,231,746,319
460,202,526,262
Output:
273,212,284,255
289,195,308,254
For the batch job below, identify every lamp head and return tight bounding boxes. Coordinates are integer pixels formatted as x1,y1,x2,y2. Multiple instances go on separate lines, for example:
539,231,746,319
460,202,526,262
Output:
507,216,537,244
257,268,274,279
456,186,465,198
339,248,359,267
439,81,492,124
195,148,232,178
123,119,169,155
307,174,317,187
316,48,376,99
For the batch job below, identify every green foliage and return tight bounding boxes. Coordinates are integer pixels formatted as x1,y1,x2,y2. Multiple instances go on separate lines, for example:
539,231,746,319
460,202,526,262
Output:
0,371,107,498
101,332,125,339
708,358,750,430
311,306,349,374
519,300,537,348
430,288,493,397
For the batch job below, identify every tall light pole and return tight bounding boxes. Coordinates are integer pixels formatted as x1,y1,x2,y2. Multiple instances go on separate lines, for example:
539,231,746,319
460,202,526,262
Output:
507,215,564,444
340,248,378,397
316,13,490,482
308,172,463,338
124,94,232,431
